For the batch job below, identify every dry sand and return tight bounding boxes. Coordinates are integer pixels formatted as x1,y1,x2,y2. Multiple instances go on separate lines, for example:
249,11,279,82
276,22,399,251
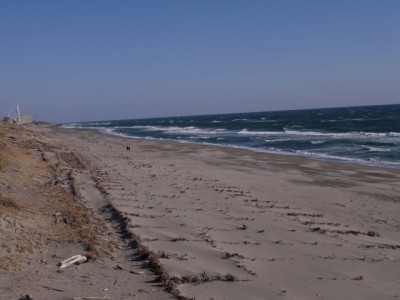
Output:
1,123,400,299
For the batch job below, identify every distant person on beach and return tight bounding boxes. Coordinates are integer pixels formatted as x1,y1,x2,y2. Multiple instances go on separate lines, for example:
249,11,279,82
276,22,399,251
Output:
126,146,130,151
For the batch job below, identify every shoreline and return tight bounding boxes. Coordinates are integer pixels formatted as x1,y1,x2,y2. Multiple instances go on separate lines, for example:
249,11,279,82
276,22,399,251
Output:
59,124,400,171
2,123,400,299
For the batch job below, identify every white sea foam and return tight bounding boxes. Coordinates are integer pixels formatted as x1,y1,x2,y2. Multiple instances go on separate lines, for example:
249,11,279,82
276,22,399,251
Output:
239,129,284,136
234,118,272,123
83,121,111,126
295,150,368,164
238,129,400,140
264,138,292,143
361,145,391,152
387,132,400,137
128,125,228,136
60,124,80,129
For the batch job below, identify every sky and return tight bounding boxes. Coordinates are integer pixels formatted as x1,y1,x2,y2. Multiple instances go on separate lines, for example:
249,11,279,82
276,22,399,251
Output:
1,1,399,123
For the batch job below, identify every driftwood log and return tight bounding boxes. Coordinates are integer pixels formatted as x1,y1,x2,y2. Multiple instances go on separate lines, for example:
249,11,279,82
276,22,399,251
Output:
59,255,87,269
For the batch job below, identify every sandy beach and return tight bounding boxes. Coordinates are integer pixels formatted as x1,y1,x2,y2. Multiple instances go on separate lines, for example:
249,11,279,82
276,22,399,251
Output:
1,123,400,300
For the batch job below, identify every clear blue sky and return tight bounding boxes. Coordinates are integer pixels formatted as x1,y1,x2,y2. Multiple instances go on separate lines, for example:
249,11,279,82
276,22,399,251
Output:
1,1,399,123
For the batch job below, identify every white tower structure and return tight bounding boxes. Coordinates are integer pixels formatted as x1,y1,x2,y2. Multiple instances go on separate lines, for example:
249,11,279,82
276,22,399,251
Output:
16,105,21,124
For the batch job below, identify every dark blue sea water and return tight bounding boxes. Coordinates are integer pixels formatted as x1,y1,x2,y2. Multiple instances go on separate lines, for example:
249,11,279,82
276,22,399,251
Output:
63,104,400,168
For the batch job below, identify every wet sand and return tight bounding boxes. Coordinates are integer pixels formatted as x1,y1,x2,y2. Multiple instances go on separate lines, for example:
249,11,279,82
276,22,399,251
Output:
2,123,400,299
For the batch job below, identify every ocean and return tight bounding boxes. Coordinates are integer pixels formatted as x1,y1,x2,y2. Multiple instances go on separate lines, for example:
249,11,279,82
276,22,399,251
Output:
63,104,400,168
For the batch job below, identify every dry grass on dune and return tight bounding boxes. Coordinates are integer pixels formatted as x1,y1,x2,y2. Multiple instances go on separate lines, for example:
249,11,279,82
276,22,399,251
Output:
0,137,9,170
0,193,20,210
0,125,108,271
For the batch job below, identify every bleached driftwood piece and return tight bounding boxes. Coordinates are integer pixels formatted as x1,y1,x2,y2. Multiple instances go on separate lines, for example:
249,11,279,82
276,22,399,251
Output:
59,255,87,269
